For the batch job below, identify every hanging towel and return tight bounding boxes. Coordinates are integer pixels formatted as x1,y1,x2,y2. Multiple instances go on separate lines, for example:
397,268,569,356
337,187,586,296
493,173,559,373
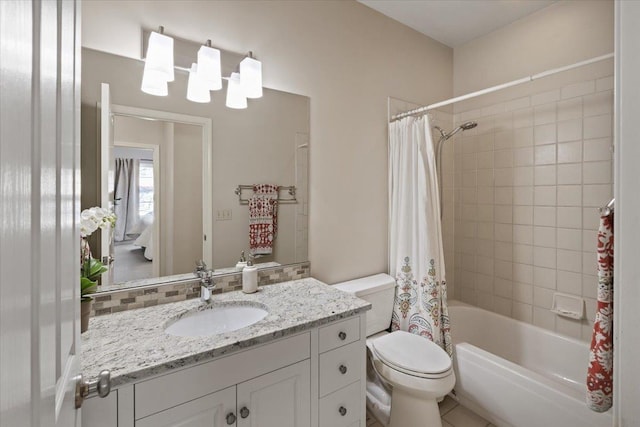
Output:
249,184,279,255
586,212,614,412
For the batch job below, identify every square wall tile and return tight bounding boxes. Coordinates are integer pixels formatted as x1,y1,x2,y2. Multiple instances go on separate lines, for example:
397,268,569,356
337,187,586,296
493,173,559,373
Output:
583,91,613,117
557,119,582,143
514,263,533,284
582,229,598,252
557,164,582,185
583,251,598,275
494,149,514,168
557,185,582,206
535,145,556,165
583,138,612,162
495,168,514,186
534,165,557,185
495,187,514,205
532,90,560,106
495,208,513,224
583,161,612,184
534,246,557,269
513,206,533,225
561,80,595,99
583,184,612,207
494,296,513,317
534,186,556,206
534,104,556,125
476,274,493,293
514,127,534,147
583,207,601,230
557,141,582,163
494,130,513,150
513,225,533,245
505,97,530,112
596,76,614,92
477,169,493,186
534,124,556,146
534,206,556,227
533,266,556,289
557,228,582,251
557,98,582,121
514,147,534,166
557,206,582,229
477,187,494,204
514,167,534,186
583,114,612,139
495,223,514,242
533,226,556,248
557,270,582,295
495,260,513,280
514,283,534,304
513,244,533,265
477,151,494,169
513,186,534,205
513,109,534,129
494,241,513,261
557,249,583,273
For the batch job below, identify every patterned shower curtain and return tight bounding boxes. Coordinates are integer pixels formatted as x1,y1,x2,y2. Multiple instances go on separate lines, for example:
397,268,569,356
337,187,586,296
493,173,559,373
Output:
586,212,614,412
388,115,452,357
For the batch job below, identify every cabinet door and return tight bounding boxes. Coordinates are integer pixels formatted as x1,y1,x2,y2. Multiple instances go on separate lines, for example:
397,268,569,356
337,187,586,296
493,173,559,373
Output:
237,359,311,427
136,386,236,427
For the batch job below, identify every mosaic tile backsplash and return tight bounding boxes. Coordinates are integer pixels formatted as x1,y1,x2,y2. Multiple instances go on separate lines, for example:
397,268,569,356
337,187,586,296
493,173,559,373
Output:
90,262,310,317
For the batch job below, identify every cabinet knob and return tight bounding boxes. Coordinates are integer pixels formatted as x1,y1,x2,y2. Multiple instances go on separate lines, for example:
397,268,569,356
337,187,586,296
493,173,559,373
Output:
338,331,347,341
339,406,347,416
226,413,236,425
240,406,250,418
339,364,348,374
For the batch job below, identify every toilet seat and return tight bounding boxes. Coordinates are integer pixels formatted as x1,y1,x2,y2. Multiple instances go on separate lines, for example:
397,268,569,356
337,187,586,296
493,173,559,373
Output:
370,331,452,379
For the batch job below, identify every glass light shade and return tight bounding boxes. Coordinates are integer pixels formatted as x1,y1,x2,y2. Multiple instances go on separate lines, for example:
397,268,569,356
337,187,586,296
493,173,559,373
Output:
240,56,263,99
187,63,211,103
225,72,247,109
196,45,222,91
141,69,168,96
143,31,175,83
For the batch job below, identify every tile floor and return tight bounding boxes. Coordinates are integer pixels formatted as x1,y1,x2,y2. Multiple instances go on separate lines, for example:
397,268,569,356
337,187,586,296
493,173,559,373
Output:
366,396,496,427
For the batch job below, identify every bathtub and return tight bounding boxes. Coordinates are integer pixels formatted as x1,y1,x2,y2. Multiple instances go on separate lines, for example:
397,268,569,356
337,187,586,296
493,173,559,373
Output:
448,301,612,427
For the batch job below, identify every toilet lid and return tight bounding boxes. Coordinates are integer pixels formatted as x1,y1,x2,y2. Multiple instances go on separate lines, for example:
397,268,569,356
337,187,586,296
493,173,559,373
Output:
371,331,452,378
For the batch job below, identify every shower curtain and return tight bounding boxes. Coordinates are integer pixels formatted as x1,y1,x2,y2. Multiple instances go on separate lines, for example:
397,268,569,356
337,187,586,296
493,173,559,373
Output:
388,115,452,356
586,212,614,412
114,158,140,242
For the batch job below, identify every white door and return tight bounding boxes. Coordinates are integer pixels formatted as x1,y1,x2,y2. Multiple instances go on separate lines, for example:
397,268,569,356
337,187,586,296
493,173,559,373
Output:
0,0,82,426
237,360,311,427
136,386,237,427
100,82,115,286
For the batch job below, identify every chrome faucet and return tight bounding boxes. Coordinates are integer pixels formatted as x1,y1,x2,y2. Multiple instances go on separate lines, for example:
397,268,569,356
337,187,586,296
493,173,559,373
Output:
195,260,216,302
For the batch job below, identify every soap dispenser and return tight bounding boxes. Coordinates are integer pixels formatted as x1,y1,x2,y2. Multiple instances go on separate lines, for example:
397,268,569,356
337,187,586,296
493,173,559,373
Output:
242,255,258,294
235,251,247,271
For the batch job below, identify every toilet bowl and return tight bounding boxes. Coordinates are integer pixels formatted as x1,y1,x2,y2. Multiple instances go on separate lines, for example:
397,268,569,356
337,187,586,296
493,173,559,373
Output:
368,331,455,427
334,274,456,427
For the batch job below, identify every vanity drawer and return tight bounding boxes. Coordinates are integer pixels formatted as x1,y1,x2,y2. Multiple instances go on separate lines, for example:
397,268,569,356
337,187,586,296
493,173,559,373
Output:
319,341,362,397
319,381,361,427
319,317,360,353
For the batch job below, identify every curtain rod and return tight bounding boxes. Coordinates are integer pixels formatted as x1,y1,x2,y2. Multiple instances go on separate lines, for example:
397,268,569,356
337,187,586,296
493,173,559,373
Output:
390,52,614,123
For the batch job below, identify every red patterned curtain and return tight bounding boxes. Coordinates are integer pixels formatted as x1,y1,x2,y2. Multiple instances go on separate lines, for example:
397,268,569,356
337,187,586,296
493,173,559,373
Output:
586,213,613,412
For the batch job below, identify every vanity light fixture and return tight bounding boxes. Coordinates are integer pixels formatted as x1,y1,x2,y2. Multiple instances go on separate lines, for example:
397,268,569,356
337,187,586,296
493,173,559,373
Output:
187,63,211,103
240,52,263,99
225,72,247,109
141,26,174,96
196,40,222,91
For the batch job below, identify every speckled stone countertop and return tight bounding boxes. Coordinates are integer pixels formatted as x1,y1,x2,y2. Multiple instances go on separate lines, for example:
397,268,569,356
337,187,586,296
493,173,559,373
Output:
81,278,370,387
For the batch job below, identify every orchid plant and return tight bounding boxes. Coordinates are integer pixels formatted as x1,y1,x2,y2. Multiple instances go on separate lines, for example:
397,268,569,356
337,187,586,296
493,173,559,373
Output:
80,207,116,302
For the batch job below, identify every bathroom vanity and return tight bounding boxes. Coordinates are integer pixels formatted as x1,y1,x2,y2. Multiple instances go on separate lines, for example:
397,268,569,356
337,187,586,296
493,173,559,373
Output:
81,278,370,427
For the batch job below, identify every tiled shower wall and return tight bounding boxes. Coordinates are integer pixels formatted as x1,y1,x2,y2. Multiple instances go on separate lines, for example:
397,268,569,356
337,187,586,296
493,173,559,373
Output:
448,73,613,340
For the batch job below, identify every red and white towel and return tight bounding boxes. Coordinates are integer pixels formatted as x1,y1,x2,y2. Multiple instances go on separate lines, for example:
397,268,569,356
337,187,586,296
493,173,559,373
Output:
249,184,279,255
586,213,614,412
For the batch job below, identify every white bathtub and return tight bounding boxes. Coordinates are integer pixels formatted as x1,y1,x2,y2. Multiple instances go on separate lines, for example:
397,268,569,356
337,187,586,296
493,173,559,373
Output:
448,301,612,427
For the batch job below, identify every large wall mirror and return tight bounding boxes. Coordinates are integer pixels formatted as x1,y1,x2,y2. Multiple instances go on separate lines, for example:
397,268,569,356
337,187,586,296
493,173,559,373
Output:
81,48,310,292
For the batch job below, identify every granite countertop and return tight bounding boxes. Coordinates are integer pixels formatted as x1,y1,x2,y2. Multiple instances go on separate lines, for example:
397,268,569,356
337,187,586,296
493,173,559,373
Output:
81,278,371,387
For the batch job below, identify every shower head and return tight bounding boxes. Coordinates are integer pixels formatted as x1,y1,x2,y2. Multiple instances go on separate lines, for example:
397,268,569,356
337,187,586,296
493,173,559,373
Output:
435,121,478,141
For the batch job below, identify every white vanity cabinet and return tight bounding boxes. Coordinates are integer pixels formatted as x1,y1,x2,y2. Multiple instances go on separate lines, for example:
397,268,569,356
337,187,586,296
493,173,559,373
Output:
82,312,366,427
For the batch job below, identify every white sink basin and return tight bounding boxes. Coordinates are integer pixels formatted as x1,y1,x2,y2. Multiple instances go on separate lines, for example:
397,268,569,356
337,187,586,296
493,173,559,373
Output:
165,303,268,337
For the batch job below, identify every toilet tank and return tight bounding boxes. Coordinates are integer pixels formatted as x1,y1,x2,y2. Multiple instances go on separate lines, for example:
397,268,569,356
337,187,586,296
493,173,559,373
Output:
334,273,396,336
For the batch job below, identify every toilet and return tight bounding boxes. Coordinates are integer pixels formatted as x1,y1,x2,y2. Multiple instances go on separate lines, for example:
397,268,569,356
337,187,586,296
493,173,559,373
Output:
335,273,455,427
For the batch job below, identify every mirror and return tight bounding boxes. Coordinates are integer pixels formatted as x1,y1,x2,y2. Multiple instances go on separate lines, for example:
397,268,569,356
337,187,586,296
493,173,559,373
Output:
81,48,310,292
